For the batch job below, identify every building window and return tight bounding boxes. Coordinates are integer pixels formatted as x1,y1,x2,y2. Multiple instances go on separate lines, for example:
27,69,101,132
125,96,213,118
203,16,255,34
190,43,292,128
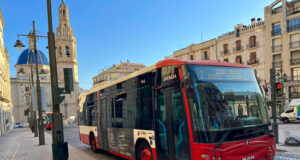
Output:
204,51,208,60
289,86,300,99
272,23,281,36
223,44,228,54
249,52,257,64
236,28,240,37
249,36,256,48
288,17,300,32
63,10,66,17
224,58,229,62
58,47,62,56
190,55,194,60
235,40,241,51
272,54,282,68
235,55,242,64
65,46,70,57
290,50,300,65
292,67,300,81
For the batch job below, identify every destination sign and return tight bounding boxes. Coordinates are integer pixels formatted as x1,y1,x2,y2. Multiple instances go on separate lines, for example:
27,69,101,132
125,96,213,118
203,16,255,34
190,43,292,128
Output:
191,66,256,82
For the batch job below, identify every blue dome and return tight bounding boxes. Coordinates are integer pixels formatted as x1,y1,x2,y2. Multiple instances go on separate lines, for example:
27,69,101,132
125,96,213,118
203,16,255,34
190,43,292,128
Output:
16,49,49,65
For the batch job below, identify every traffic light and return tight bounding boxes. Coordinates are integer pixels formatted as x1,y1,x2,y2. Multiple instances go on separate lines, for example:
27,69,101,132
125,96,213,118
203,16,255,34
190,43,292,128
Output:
276,83,282,89
275,82,282,97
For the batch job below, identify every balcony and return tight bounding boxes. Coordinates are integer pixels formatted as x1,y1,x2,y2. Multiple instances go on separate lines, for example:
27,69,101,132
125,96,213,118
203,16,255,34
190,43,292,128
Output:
290,58,300,65
272,29,281,36
288,24,300,32
247,59,259,65
272,61,282,68
272,45,282,52
290,41,300,49
247,41,259,49
287,7,300,16
233,46,243,53
220,50,230,56
290,92,300,99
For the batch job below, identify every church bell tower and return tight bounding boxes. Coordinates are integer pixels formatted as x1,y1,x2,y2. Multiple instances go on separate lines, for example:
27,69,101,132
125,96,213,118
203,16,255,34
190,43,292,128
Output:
55,0,79,118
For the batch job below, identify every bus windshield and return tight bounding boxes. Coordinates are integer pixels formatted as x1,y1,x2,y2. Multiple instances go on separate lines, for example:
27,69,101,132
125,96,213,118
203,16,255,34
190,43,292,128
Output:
185,65,270,143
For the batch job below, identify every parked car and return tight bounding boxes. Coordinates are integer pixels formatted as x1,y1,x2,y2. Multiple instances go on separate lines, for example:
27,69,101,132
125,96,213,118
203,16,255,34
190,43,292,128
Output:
14,122,23,128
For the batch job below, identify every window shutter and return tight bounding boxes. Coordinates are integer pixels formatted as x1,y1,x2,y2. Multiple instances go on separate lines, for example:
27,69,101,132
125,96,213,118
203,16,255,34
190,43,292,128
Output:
250,52,256,64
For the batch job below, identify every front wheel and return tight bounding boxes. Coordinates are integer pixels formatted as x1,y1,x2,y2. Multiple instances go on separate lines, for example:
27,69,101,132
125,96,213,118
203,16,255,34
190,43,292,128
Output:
136,142,153,160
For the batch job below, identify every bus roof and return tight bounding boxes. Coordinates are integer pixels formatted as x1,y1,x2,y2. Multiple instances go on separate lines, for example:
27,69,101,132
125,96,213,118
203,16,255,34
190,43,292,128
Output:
79,60,250,98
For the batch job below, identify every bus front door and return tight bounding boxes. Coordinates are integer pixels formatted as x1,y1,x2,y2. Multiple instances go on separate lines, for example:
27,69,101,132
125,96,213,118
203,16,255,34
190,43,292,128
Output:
155,86,190,160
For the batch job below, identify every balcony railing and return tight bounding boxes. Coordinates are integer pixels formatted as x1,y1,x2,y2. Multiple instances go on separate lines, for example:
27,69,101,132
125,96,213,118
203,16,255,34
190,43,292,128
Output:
288,24,300,32
247,41,258,49
220,50,230,56
272,45,282,52
233,46,243,53
290,92,300,99
287,7,300,16
290,58,300,65
272,61,282,68
272,29,281,36
290,41,300,49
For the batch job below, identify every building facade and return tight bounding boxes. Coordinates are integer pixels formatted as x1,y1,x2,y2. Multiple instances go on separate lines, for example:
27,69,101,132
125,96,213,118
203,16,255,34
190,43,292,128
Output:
217,19,266,88
264,0,300,113
93,61,146,87
0,8,13,136
11,1,79,122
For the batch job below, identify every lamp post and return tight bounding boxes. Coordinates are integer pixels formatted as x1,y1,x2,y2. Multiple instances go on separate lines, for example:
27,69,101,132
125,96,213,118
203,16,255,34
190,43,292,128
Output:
14,21,47,145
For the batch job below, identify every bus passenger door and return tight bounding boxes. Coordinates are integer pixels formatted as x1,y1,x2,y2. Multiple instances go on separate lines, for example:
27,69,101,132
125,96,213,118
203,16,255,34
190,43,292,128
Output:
155,86,190,160
99,97,109,151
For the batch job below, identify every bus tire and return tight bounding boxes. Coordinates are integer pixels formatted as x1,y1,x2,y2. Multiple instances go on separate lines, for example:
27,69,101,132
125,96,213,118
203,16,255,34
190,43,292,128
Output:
89,133,99,153
136,141,153,160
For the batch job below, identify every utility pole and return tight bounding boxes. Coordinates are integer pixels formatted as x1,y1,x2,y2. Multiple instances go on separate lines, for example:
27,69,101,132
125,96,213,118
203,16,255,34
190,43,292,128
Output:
30,57,38,137
47,0,69,159
270,68,279,143
32,21,45,145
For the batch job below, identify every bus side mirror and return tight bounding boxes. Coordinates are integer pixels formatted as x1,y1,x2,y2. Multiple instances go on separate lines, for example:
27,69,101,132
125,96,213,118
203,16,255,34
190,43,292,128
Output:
64,68,74,94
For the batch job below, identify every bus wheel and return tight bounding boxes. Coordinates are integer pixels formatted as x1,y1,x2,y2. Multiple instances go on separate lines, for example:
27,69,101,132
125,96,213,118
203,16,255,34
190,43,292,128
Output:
137,142,153,160
90,134,98,153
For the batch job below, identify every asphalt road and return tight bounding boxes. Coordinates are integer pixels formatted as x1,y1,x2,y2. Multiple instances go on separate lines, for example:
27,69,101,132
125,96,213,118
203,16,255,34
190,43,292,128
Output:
54,124,300,160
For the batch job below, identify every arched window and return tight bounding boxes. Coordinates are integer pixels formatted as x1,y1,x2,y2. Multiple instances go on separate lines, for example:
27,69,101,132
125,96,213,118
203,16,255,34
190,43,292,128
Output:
58,47,62,56
65,46,70,57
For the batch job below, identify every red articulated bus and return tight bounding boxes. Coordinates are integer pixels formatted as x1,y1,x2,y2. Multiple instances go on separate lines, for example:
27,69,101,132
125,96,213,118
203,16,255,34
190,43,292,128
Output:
78,59,276,160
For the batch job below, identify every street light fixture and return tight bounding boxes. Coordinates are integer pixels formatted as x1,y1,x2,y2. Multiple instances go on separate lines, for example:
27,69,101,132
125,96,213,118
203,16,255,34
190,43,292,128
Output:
14,39,25,51
14,21,47,145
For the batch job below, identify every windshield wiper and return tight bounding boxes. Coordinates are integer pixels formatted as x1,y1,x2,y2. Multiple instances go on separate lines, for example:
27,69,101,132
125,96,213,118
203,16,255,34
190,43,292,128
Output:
215,130,231,148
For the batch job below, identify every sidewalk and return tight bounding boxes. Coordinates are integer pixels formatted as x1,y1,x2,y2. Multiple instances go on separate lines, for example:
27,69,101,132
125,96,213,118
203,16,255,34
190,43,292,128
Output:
275,123,300,159
0,125,103,160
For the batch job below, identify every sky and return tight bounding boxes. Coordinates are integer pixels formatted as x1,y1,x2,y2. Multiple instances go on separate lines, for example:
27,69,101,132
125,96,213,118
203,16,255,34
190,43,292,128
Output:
0,0,275,90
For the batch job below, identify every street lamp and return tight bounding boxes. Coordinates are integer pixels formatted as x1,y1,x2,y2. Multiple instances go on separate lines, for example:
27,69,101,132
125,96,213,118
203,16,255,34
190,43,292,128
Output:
14,21,47,145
